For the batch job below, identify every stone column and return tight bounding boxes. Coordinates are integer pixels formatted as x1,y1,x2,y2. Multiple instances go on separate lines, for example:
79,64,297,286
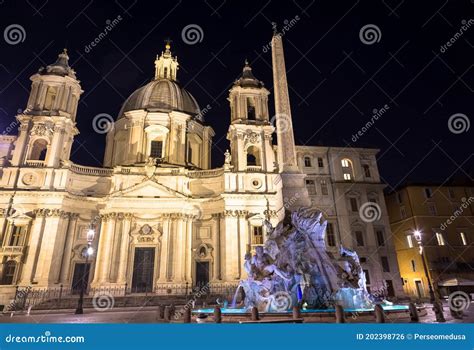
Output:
158,214,171,282
0,209,7,244
33,210,64,285
91,215,108,286
223,211,239,281
59,213,78,284
11,123,30,166
238,211,249,279
46,125,65,167
50,212,72,284
173,215,185,282
212,214,221,280
185,215,193,282
98,213,116,284
116,213,133,285
18,209,47,285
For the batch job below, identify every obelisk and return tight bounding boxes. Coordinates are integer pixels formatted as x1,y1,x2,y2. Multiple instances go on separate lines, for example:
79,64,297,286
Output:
271,27,311,210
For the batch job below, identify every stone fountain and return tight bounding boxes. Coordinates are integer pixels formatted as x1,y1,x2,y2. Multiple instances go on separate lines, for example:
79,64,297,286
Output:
233,208,383,312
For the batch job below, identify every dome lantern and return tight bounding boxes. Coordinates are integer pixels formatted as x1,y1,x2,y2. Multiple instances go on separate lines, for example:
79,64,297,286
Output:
154,41,179,81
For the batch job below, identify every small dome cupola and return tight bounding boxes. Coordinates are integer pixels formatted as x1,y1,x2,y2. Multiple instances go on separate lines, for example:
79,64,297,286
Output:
154,42,179,81
38,48,77,79
234,60,264,88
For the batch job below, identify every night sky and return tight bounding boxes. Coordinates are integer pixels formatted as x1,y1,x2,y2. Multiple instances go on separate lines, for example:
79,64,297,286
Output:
0,0,472,190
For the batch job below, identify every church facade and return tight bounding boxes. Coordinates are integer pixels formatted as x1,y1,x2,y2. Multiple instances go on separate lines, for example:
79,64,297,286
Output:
0,33,403,305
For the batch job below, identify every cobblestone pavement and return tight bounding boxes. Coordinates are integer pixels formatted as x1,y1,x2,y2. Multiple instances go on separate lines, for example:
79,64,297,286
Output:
0,302,472,324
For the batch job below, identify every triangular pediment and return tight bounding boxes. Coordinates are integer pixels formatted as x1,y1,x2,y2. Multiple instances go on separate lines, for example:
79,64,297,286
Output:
111,179,186,198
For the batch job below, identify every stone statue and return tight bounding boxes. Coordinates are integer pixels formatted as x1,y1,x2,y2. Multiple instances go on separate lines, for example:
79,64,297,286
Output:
234,208,381,311
223,149,232,171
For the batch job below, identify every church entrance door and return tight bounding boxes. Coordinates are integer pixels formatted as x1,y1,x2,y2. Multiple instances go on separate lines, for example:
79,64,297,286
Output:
195,261,209,289
131,248,155,293
71,263,90,294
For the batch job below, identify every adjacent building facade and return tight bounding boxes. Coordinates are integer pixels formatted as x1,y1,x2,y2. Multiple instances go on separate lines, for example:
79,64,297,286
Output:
0,33,403,306
386,184,474,299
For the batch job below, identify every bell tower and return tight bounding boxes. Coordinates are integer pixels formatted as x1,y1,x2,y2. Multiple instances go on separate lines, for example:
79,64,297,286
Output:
11,49,82,168
226,61,276,172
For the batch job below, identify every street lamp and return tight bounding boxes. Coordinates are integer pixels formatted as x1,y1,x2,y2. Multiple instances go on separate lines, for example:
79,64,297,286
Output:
75,227,95,314
413,229,435,304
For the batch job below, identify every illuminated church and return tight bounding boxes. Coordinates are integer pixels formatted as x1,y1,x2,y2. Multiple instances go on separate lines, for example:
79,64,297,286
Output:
0,32,403,305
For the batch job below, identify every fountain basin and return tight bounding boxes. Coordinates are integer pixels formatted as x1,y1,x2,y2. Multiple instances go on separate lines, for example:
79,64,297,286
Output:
191,304,424,323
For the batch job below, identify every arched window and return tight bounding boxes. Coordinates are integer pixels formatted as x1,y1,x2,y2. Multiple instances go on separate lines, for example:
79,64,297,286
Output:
1,260,16,285
164,67,168,79
44,86,57,110
341,158,354,181
29,139,48,161
247,97,256,120
246,146,261,167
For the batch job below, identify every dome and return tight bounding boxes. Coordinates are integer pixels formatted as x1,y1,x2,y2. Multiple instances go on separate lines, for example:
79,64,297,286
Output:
118,79,201,120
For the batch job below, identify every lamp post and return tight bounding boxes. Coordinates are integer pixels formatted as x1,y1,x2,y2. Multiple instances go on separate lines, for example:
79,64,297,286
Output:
75,227,95,314
413,230,435,304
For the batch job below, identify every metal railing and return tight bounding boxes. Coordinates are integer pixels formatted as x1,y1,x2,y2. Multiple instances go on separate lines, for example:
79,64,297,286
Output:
9,282,241,311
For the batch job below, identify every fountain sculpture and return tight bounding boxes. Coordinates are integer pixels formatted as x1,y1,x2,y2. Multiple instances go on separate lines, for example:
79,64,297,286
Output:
233,208,385,312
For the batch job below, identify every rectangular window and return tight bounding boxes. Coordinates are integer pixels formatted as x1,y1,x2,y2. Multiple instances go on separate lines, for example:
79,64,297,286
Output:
9,226,24,246
320,180,328,195
363,269,370,285
343,173,352,181
150,140,163,158
318,157,324,168
411,260,416,272
400,206,407,219
355,231,364,246
350,198,358,212
304,157,311,167
376,230,385,246
460,232,467,246
305,179,317,195
363,164,371,177
407,234,413,248
424,188,433,198
326,223,336,247
252,226,263,245
381,256,390,272
428,203,437,216
435,232,445,246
